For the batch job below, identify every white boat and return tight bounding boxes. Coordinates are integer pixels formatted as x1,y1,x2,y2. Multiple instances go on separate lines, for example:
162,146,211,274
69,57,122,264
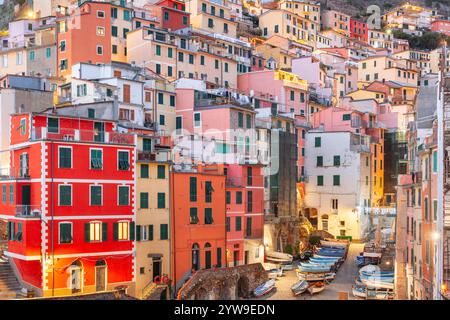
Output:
268,268,283,278
297,271,335,282
307,282,325,295
291,280,309,296
254,279,276,297
352,285,367,299
320,240,348,248
265,251,293,263
281,263,294,271
360,278,394,290
352,285,394,300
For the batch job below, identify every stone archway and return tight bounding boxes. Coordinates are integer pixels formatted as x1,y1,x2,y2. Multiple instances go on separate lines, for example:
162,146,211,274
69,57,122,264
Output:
236,276,250,299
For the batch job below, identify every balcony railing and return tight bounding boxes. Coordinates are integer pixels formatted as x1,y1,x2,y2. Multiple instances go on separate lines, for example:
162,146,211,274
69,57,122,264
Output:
0,167,30,180
15,205,41,218
225,175,264,188
31,127,135,145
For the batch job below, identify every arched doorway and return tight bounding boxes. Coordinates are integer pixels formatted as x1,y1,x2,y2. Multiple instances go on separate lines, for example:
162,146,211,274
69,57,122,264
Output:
70,260,83,294
95,259,107,292
204,243,212,269
192,243,200,271
236,276,249,299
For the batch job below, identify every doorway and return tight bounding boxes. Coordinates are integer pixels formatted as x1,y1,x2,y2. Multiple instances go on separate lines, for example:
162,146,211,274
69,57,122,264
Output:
152,258,161,280
21,185,31,215
70,261,82,294
95,260,107,292
244,250,249,265
233,251,239,266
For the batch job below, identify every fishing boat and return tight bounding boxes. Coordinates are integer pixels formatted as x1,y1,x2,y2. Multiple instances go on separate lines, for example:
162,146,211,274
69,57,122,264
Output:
265,251,293,263
307,281,325,295
298,265,331,273
297,271,336,282
291,280,309,296
360,277,394,290
281,263,294,271
359,265,392,275
254,279,276,297
268,268,283,278
314,254,344,260
320,240,348,248
360,271,395,278
352,285,367,299
352,285,394,300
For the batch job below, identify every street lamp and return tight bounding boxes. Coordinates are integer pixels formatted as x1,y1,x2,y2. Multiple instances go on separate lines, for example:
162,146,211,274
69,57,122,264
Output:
432,231,440,241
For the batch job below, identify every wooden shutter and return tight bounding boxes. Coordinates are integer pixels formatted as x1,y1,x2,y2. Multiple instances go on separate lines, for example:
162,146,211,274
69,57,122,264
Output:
113,222,118,241
102,222,108,241
84,223,90,242
129,221,135,241
123,84,130,103
136,225,141,241
149,225,153,241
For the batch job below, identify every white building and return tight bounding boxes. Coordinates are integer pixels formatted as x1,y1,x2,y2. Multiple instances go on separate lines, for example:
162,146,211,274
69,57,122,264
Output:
304,129,371,240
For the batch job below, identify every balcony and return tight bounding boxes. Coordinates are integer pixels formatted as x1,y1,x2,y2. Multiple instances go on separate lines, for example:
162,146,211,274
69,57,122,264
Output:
31,127,135,145
138,151,156,161
350,134,371,153
0,167,30,180
15,205,41,218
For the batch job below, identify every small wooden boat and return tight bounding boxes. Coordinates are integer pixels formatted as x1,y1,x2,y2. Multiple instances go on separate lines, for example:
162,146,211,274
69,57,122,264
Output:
360,277,394,290
281,263,294,271
291,280,309,296
297,271,336,282
265,251,293,263
352,285,394,300
268,268,283,278
352,285,367,299
307,281,325,295
254,279,276,297
298,265,331,273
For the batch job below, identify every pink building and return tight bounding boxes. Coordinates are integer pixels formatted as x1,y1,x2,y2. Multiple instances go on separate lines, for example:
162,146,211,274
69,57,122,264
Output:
237,70,308,117
431,20,450,36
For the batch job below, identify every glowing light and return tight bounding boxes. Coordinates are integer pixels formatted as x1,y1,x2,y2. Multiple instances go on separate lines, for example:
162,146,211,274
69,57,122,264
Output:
432,231,440,241
28,11,35,19
442,283,448,294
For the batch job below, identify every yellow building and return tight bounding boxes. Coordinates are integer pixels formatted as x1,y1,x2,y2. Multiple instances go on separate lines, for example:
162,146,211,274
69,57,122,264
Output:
259,9,318,49
135,135,171,299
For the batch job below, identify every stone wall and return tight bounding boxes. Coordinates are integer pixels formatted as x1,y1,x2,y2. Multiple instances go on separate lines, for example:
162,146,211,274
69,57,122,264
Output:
177,263,268,300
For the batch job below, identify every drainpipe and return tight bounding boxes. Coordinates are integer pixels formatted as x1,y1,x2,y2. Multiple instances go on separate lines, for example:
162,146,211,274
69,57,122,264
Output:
168,161,173,300
170,167,176,299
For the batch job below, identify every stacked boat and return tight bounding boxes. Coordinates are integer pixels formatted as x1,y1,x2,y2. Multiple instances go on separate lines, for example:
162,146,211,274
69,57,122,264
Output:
351,265,395,299
292,238,349,296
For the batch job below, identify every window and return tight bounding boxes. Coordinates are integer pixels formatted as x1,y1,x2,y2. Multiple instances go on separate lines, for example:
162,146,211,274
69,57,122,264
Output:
190,177,197,201
238,112,244,128
316,156,323,167
96,45,103,55
236,191,242,204
123,28,129,38
190,208,199,224
193,112,202,127
434,199,438,221
226,191,231,204
334,155,340,166
178,52,184,62
332,199,338,210
169,95,175,107
168,47,173,58
333,175,340,186
314,137,321,147
112,26,118,37
433,151,437,173
317,175,324,186
164,11,169,20
141,164,149,178
205,181,213,203
90,185,102,205
158,92,164,104
157,165,165,179
59,223,72,244
118,186,130,205
114,221,132,241
246,217,252,237
59,185,72,206
48,117,59,133
247,191,253,212
123,10,131,21
90,149,103,170
226,217,230,232
111,7,118,18
236,217,242,231
208,18,214,28
96,26,105,36
183,16,188,25
205,208,213,224
156,45,161,56
88,109,95,119
157,193,165,208
118,151,130,170
29,51,35,61
149,225,154,240
9,185,13,203
59,147,72,168
140,192,149,209
159,115,165,125
160,224,168,240
342,114,351,121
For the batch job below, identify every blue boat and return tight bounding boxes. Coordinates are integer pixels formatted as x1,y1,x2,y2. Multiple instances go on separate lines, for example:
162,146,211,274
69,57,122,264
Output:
254,279,276,297
310,258,340,264
298,265,331,273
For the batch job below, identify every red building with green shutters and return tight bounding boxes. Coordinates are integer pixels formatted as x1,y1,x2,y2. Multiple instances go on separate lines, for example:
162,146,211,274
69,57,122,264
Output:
0,112,136,297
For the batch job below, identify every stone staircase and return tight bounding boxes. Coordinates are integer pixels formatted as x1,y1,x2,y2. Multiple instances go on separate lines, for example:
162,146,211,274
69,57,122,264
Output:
0,255,22,299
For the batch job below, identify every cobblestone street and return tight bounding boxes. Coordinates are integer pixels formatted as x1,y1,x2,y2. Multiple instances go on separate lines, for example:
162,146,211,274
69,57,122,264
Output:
253,243,364,300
